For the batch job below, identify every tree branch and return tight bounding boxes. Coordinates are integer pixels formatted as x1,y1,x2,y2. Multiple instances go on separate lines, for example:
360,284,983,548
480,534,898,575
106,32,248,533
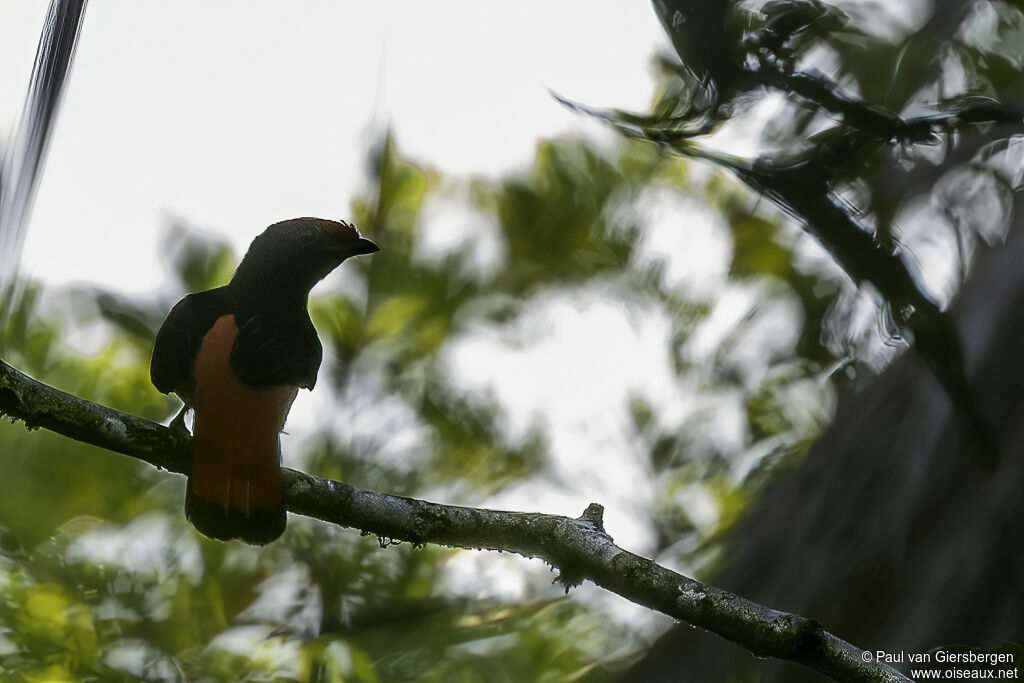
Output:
0,356,909,683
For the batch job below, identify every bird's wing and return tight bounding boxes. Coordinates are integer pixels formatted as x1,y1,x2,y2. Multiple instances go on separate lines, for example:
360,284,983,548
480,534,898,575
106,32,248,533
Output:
230,311,322,390
150,288,231,398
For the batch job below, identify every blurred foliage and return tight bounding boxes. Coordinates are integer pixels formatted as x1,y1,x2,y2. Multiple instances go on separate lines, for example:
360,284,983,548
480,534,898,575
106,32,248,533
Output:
612,1,1024,681
5,0,1018,679
584,0,1024,378
0,129,840,680
0,64,850,681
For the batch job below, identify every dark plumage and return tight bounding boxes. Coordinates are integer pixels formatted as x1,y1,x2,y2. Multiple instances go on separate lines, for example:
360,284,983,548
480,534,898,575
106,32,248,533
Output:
151,218,379,544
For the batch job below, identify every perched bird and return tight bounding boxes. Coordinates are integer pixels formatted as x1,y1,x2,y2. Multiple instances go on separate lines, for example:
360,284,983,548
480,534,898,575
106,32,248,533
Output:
150,218,379,545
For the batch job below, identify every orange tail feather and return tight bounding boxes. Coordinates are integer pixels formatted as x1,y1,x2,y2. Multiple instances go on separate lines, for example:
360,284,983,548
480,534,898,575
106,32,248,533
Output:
186,315,295,545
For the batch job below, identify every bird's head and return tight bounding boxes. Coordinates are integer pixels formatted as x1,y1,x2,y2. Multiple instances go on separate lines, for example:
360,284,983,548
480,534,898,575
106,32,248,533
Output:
230,218,379,301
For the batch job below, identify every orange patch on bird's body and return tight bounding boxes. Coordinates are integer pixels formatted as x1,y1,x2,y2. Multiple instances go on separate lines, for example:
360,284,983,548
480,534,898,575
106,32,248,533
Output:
190,315,297,516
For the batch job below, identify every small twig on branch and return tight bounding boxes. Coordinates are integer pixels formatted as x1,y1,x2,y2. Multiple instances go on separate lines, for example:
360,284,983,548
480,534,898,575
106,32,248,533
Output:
0,357,909,683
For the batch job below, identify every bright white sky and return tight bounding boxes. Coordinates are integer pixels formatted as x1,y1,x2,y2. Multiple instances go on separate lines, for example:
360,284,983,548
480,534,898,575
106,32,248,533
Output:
0,1,668,293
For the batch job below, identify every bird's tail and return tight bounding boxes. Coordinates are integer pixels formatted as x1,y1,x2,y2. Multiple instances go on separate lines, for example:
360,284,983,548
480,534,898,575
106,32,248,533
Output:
185,456,287,546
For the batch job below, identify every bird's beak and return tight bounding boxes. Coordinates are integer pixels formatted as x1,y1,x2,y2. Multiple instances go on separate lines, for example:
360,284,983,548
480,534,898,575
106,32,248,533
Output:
351,238,380,256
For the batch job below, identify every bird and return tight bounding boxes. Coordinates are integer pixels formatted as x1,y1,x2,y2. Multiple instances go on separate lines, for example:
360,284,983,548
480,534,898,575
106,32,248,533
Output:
150,217,379,545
